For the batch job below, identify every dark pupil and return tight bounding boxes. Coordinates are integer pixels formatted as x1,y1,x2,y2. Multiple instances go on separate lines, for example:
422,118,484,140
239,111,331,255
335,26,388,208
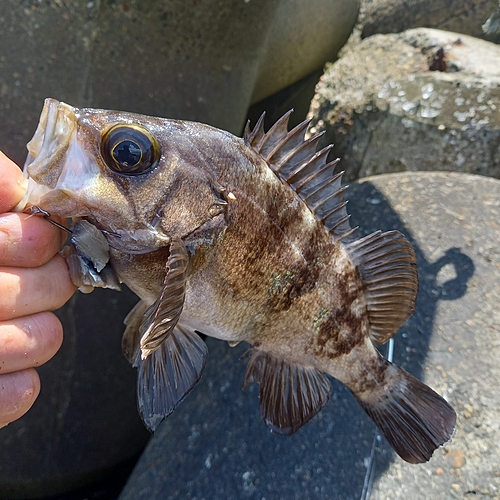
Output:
113,140,142,167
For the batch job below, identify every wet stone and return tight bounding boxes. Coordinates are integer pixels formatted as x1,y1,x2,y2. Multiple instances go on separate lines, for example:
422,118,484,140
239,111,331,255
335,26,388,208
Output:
355,0,498,40
120,172,500,499
308,28,500,182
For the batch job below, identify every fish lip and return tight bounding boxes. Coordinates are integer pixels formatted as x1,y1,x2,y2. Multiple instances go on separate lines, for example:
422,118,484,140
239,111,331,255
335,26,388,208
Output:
104,227,172,255
25,98,78,173
15,99,78,212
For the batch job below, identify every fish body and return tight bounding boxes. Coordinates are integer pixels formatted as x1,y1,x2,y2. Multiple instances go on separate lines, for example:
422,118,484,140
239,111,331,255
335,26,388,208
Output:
17,99,456,463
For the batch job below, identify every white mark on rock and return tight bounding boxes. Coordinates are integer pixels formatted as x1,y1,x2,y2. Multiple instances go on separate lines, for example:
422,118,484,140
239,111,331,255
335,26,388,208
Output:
421,83,434,100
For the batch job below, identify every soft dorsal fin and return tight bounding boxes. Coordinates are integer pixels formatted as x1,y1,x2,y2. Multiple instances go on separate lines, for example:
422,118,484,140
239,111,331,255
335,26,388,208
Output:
242,347,332,434
244,111,355,241
345,230,418,345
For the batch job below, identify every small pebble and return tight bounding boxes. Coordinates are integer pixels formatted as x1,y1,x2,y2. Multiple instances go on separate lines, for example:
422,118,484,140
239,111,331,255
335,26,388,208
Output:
447,449,466,468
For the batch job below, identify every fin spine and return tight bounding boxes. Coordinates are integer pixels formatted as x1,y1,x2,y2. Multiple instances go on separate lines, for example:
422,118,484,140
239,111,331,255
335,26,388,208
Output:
246,111,353,241
242,348,331,435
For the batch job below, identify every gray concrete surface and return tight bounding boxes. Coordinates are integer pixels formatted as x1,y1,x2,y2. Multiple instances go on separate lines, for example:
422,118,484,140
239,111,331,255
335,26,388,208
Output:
362,173,500,500
0,0,359,167
119,171,499,499
0,2,359,496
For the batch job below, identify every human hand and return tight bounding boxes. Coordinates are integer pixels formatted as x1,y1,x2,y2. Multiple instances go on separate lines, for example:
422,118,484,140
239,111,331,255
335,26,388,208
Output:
0,150,76,428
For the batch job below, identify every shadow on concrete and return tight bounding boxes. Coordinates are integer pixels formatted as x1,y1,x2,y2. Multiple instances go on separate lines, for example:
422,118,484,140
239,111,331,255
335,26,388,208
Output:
348,181,475,497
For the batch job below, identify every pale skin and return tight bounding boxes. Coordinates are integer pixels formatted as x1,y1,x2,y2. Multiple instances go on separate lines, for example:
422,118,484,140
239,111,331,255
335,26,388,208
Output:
0,150,75,428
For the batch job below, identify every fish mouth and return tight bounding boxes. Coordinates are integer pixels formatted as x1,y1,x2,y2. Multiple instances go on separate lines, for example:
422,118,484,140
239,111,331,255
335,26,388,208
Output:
14,99,172,255
15,98,78,212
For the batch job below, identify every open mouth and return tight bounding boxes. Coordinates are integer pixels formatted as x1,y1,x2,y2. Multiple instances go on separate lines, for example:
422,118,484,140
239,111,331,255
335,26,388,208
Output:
14,99,78,212
14,99,172,255
25,98,77,172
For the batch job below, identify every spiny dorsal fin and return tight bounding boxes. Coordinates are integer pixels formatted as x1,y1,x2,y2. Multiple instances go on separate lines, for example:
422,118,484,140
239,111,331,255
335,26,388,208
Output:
345,230,418,345
244,111,354,242
242,348,332,434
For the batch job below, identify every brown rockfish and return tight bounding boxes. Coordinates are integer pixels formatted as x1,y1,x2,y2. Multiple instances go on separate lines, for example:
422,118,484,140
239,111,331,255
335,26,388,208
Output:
16,98,456,463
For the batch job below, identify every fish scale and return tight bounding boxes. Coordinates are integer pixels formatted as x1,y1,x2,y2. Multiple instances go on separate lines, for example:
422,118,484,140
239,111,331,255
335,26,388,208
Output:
16,98,456,464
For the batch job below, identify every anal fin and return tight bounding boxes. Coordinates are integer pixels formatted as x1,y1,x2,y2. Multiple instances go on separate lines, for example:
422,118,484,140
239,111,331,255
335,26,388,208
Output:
242,348,332,435
134,325,208,432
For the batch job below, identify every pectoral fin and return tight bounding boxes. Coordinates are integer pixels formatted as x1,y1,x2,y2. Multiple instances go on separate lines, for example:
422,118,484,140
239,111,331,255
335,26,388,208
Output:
139,237,190,359
126,237,208,431
122,300,149,364
242,348,332,434
134,325,208,432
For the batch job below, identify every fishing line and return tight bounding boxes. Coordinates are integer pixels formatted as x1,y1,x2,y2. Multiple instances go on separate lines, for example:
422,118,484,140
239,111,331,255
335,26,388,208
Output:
359,337,394,500
29,206,122,239
29,206,73,233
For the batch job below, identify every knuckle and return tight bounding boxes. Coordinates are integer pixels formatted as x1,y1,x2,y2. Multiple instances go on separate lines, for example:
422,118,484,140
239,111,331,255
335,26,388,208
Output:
23,312,64,365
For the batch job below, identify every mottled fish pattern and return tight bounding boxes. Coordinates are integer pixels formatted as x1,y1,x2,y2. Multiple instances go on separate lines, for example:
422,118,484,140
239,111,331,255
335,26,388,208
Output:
16,99,456,464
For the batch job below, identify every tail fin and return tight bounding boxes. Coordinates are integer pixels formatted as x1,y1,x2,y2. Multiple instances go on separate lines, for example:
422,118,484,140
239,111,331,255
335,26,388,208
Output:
354,362,456,464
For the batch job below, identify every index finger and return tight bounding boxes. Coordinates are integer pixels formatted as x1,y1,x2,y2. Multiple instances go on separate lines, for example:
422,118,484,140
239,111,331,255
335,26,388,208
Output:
0,151,28,213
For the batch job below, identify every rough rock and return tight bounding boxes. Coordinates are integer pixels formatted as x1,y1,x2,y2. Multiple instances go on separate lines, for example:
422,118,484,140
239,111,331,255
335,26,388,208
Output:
357,0,498,40
308,28,500,182
0,0,359,167
120,172,499,500
483,1,500,43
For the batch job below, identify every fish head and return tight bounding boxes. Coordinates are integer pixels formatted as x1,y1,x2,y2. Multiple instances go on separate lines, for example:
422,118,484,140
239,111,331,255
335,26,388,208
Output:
18,98,229,254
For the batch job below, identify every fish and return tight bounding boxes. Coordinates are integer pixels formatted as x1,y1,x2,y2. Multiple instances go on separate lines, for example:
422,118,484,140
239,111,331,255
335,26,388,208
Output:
15,98,456,464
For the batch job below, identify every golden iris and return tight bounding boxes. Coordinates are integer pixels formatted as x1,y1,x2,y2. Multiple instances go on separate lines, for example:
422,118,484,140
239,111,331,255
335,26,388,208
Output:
101,124,161,175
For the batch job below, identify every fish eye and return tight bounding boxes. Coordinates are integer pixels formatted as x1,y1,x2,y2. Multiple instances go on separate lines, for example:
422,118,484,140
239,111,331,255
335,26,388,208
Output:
101,124,161,175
